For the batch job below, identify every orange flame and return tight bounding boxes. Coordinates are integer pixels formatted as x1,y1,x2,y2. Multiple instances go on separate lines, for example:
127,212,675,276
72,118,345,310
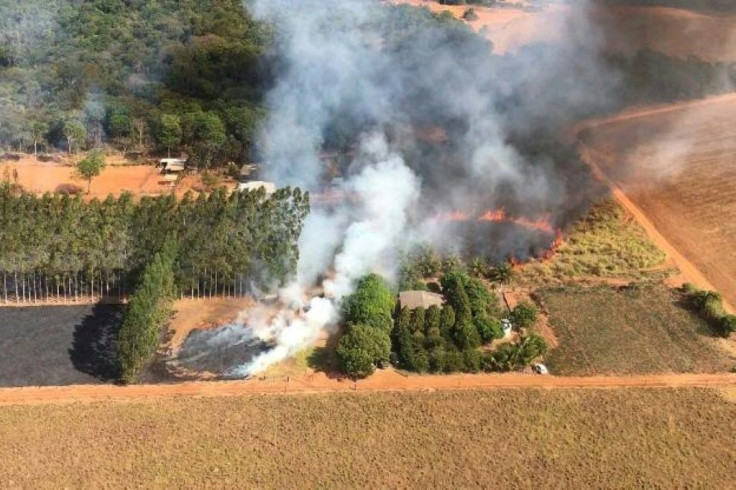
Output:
437,208,556,234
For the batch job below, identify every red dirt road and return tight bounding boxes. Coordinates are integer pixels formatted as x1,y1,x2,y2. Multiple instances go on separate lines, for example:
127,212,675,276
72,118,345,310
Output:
0,371,734,406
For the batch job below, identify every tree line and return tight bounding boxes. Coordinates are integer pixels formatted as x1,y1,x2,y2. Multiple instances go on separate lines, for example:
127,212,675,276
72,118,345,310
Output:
0,184,310,304
116,239,178,383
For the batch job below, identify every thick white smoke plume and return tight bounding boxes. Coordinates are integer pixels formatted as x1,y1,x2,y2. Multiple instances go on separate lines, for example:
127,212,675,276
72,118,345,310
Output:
228,134,420,376
228,0,614,376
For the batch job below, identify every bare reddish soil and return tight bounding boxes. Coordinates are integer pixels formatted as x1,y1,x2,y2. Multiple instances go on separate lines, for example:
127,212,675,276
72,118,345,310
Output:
578,93,736,311
0,371,733,406
0,154,234,200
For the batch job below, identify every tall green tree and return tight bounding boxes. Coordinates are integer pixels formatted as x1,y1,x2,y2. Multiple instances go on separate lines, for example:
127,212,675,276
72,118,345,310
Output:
158,114,182,158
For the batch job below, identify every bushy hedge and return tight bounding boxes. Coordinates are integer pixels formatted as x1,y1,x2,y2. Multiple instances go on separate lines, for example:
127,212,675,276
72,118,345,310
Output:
116,240,178,384
682,284,735,338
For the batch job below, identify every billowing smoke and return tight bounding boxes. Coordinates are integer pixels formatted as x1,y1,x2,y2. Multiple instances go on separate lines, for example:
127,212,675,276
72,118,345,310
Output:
221,0,618,376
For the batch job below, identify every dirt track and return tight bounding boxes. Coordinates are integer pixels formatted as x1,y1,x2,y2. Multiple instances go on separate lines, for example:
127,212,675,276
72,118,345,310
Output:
0,371,734,406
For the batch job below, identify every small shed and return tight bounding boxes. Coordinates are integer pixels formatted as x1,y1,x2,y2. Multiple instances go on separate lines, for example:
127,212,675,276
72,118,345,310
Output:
238,180,277,197
399,291,444,310
239,163,260,182
160,158,187,173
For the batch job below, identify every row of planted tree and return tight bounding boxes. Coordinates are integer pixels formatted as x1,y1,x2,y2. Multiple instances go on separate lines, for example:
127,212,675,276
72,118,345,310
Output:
0,184,310,304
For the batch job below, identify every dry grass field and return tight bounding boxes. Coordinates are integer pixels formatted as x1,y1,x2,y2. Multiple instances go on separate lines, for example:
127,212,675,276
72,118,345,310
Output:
0,388,734,488
581,95,736,308
540,285,734,376
516,200,670,286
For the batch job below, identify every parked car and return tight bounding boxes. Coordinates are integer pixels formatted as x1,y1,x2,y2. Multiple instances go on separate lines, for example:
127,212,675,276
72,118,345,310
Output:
532,363,549,375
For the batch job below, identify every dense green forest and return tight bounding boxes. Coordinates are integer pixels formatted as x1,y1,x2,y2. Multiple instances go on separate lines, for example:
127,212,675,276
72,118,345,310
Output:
0,184,309,303
0,0,270,165
1,0,734,169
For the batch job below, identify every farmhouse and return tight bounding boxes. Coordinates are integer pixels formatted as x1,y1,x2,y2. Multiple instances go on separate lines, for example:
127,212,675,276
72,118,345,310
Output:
399,290,444,310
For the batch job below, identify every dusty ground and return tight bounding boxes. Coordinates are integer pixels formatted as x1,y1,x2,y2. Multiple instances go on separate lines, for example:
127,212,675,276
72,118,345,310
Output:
0,371,734,406
0,388,735,488
578,93,736,310
392,1,736,61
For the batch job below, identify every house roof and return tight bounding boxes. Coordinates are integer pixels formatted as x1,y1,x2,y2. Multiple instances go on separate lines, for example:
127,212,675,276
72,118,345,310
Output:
399,290,444,310
162,159,186,172
238,180,277,195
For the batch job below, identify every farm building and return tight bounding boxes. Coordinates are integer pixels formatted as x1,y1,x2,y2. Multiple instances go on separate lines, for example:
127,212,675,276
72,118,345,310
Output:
399,290,444,310
238,180,277,197
239,163,260,182
160,158,187,173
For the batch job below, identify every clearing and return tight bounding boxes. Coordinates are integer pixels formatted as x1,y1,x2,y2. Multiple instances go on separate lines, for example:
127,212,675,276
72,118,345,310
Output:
0,388,734,488
539,285,734,376
0,154,233,199
578,93,736,309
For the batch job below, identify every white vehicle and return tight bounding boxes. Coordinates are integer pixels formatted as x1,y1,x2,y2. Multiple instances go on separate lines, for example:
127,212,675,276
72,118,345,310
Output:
501,318,513,338
532,363,549,375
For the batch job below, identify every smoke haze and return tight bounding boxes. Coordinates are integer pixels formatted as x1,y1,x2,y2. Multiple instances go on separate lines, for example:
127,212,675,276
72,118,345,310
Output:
211,0,623,376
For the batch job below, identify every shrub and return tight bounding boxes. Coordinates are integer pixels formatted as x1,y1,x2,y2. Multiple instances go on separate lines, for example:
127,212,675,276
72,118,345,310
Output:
510,301,538,329
720,315,736,337
474,314,503,343
462,8,479,22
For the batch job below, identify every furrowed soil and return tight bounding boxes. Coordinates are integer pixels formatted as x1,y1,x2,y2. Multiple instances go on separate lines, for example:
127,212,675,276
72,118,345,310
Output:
0,388,734,488
579,93,736,309
539,285,735,376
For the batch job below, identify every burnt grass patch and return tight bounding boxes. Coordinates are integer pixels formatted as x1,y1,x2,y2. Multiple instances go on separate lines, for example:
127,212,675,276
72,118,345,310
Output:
0,304,124,387
174,325,272,378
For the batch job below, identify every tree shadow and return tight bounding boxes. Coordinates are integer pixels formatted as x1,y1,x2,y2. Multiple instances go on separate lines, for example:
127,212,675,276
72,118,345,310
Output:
305,330,347,380
69,303,123,382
